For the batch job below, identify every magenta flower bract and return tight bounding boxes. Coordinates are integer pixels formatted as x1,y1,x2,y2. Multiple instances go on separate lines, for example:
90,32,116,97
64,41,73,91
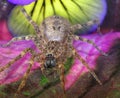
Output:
0,32,120,90
0,20,12,41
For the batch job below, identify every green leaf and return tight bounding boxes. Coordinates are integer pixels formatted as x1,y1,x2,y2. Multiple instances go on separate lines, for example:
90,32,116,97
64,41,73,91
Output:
39,75,49,86
22,91,31,96
64,57,74,72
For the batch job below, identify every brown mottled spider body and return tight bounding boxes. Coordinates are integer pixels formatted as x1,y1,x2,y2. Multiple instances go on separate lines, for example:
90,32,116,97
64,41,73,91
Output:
40,16,73,64
0,8,108,98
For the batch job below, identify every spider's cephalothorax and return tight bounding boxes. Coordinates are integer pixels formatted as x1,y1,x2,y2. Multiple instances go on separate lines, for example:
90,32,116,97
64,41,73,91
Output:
40,16,74,68
1,8,108,98
40,15,71,42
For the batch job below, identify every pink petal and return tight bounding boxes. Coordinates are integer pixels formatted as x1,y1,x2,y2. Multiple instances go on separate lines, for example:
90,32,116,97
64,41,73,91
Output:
0,20,12,41
65,32,120,89
0,32,120,90
0,40,40,84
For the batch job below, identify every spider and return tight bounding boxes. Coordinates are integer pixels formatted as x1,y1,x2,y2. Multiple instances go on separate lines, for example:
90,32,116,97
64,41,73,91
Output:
0,8,107,98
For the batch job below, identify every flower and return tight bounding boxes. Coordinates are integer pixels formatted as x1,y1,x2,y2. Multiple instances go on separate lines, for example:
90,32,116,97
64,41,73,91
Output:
8,0,107,36
0,32,120,90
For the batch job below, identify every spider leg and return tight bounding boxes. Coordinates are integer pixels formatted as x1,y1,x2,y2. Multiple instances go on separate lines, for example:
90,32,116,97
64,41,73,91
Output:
70,19,99,32
21,8,41,35
31,52,44,75
0,48,38,98
0,48,33,72
58,64,66,98
96,19,102,35
74,35,108,56
73,50,102,85
2,35,36,47
21,7,46,50
14,55,34,98
40,64,45,76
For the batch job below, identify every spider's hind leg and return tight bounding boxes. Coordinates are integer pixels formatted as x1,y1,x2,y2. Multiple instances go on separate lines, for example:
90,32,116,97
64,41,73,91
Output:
13,48,37,98
14,55,34,98
72,49,102,85
0,47,36,98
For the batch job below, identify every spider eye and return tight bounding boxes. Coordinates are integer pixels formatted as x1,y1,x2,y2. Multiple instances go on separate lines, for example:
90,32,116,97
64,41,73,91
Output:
54,15,60,19
52,26,55,30
58,26,61,30
52,26,61,31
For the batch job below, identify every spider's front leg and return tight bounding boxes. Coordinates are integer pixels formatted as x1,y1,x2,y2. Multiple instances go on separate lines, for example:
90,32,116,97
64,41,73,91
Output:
70,19,100,33
21,8,42,36
21,7,46,48
72,49,102,85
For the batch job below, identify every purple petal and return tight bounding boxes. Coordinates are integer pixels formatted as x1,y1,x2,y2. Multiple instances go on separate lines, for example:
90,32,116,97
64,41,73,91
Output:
0,40,40,84
8,0,36,5
65,32,120,89
0,32,120,90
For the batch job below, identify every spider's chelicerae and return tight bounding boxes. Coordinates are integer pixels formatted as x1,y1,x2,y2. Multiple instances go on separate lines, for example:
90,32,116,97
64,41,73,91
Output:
0,8,107,98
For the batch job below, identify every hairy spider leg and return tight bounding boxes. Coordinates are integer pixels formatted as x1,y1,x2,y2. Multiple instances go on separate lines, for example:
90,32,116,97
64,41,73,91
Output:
0,48,38,98
2,35,37,47
21,8,40,34
21,7,46,50
14,55,34,98
13,48,42,98
0,48,33,72
95,19,102,34
59,64,66,98
71,19,107,56
70,19,100,32
74,35,108,56
73,50,102,85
